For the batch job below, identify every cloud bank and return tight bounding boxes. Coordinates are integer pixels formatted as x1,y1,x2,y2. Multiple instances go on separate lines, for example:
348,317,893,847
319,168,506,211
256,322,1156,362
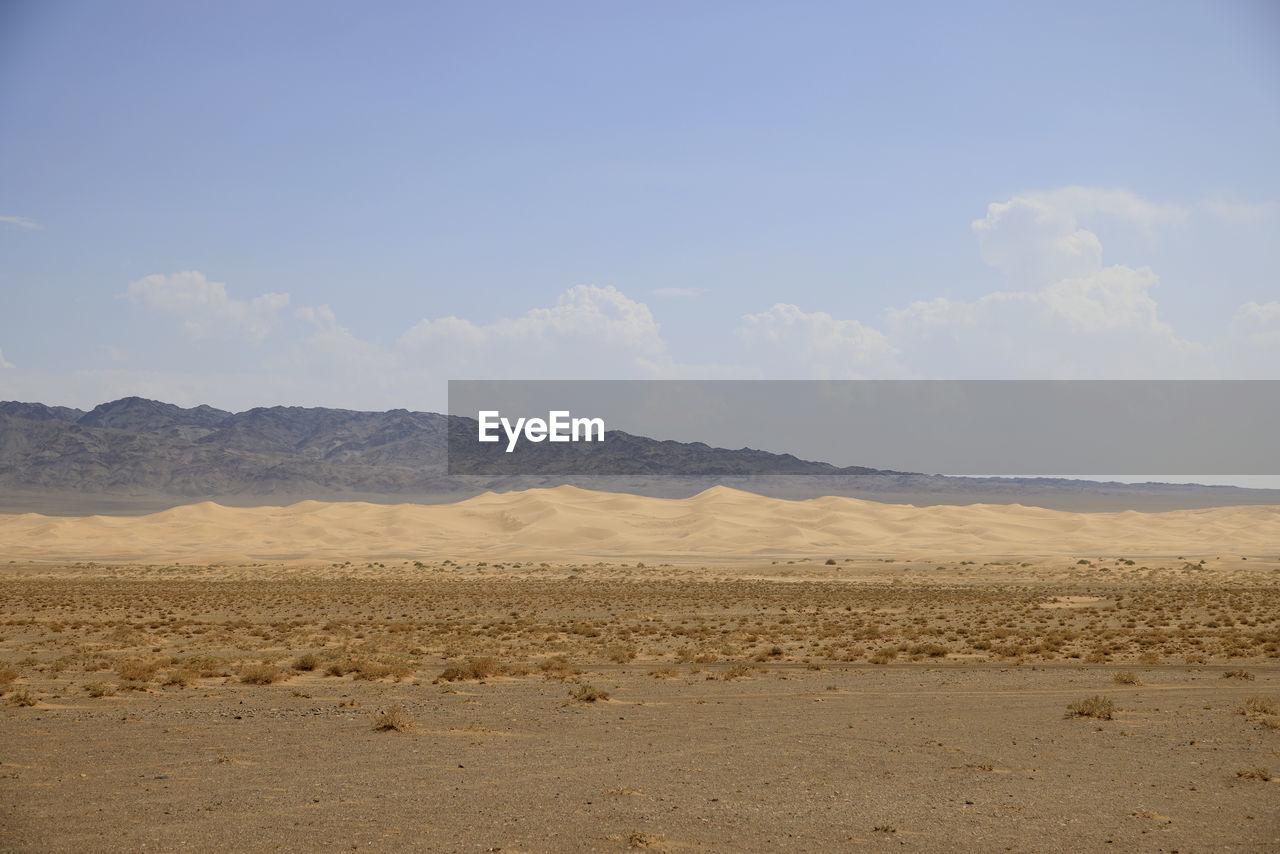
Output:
4,186,1275,409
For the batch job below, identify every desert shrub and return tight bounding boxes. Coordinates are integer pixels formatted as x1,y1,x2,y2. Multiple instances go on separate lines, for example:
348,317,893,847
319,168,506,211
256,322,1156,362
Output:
372,704,414,732
437,656,504,682
239,663,284,685
7,690,37,707
868,648,897,665
537,656,578,679
716,660,752,681
350,659,413,681
85,681,116,698
115,658,157,684
163,668,197,688
0,665,18,690
1113,671,1140,685
1241,696,1278,715
1222,669,1256,681
1067,695,1117,720
648,666,679,679
569,683,610,702
606,645,636,664
292,653,320,671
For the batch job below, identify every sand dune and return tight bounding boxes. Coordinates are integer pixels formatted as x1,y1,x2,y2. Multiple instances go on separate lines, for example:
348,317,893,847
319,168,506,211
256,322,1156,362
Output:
1,485,1276,562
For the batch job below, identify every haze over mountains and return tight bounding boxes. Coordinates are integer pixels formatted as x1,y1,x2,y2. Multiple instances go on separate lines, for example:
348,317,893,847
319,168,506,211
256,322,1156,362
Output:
2,396,1276,515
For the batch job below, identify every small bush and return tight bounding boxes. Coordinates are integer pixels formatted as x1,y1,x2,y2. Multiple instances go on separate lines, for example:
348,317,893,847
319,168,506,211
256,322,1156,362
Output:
606,645,636,664
85,681,116,698
292,653,320,671
538,656,578,679
239,663,284,685
437,656,504,682
1222,669,1255,681
1067,695,1116,720
1113,671,1140,685
115,658,157,684
1242,696,1278,716
372,704,414,732
569,683,610,702
1236,767,1271,781
7,689,37,707
163,669,197,688
0,665,18,690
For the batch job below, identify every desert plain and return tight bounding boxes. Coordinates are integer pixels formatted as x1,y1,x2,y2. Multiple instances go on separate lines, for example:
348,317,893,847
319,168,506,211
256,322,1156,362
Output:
1,486,1278,852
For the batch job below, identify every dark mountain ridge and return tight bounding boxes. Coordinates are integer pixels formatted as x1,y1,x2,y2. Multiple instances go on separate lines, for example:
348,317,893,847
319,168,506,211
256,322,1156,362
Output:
1,397,1276,515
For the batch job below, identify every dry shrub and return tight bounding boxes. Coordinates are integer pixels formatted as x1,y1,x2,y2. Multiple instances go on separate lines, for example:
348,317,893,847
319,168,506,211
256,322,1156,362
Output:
1236,767,1272,781
868,648,897,665
1067,695,1117,720
0,665,18,690
437,656,504,682
606,645,637,664
1241,696,1278,716
350,659,413,682
115,658,157,684
7,690,37,707
372,704,414,732
292,653,320,671
569,683,609,702
1113,671,1140,685
720,662,756,681
239,663,285,685
163,668,198,688
1222,669,1256,681
85,681,116,698
538,656,578,679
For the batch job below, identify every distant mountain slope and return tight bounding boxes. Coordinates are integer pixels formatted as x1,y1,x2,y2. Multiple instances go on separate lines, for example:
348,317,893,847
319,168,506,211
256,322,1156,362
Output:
1,397,1277,515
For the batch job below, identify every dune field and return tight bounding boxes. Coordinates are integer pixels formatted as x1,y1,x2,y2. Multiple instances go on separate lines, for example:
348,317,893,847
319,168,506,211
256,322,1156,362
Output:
2,485,1278,563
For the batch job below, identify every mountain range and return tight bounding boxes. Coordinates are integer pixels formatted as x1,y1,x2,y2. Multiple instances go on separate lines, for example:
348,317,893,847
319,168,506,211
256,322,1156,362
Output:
2,396,1276,515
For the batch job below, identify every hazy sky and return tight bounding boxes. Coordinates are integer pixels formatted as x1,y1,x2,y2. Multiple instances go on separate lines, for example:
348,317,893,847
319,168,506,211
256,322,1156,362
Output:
1,1,1278,411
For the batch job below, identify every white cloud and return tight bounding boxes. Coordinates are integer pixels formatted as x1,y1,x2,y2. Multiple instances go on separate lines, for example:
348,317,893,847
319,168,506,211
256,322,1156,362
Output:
1232,301,1280,347
0,346,13,369
737,304,900,378
1035,186,1188,232
971,187,1192,286
124,271,289,343
652,287,708,297
972,196,1103,284
397,284,670,377
884,267,1205,378
0,215,41,230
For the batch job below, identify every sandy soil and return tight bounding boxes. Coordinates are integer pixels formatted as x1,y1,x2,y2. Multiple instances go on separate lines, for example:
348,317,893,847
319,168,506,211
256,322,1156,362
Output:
2,490,1278,851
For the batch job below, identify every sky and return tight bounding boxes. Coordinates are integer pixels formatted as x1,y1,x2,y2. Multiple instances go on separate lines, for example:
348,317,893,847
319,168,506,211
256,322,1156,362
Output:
1,0,1278,413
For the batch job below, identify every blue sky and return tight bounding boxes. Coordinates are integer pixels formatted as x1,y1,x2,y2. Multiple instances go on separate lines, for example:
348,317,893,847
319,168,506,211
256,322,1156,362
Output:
1,0,1278,411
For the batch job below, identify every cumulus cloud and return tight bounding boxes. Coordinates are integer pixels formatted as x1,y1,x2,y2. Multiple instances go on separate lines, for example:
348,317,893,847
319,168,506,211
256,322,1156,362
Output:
885,268,1205,378
0,215,41,230
972,196,1103,284
124,271,289,343
397,285,670,377
737,304,900,378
